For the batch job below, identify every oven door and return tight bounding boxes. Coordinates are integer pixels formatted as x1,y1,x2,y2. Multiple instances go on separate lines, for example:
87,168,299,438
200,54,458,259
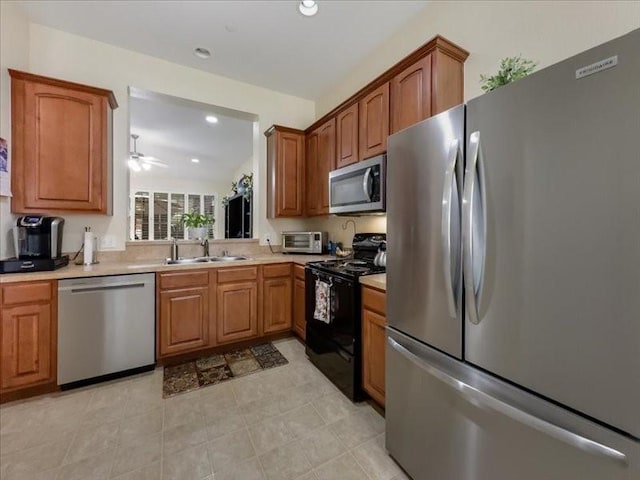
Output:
329,155,385,214
305,267,363,400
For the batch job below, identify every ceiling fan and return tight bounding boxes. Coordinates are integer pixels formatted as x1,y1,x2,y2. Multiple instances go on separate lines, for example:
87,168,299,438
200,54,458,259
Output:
128,134,168,171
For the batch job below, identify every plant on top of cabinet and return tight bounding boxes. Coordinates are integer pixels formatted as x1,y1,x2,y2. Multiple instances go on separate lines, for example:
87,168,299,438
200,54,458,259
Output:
9,69,117,215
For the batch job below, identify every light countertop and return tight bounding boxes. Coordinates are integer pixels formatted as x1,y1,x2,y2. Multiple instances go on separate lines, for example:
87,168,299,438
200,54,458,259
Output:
0,254,331,284
360,273,386,292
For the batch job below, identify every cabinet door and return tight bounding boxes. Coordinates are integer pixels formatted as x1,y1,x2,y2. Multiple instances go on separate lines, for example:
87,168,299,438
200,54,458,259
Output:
11,76,111,214
391,54,432,134
158,286,209,357
305,131,319,216
262,276,293,335
362,307,387,406
336,103,359,168
217,282,258,344
276,130,305,217
359,82,389,160
317,118,336,214
293,277,306,340
1,302,53,390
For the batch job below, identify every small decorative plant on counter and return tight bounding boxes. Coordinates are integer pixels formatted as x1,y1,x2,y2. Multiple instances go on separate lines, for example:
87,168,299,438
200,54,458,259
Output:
182,211,214,239
222,172,253,207
480,55,537,92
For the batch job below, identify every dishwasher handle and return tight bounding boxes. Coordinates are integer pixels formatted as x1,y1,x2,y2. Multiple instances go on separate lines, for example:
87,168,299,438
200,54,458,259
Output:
60,282,148,294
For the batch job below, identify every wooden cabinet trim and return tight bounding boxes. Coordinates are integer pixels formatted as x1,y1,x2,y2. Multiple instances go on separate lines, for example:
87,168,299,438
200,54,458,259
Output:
158,286,210,357
294,264,306,280
158,270,209,289
362,307,387,406
362,286,386,315
2,282,53,305
263,263,292,278
9,69,117,108
217,266,258,284
216,281,259,344
262,276,293,335
293,277,306,340
305,35,468,134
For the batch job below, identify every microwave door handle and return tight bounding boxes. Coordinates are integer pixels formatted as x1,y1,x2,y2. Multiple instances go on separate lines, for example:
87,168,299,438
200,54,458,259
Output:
362,167,373,201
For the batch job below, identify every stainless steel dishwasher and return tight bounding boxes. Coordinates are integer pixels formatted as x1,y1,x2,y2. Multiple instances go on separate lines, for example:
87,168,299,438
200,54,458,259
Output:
58,273,156,387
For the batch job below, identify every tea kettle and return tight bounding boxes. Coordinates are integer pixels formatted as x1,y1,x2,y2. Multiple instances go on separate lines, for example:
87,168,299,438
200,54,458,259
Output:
374,240,387,267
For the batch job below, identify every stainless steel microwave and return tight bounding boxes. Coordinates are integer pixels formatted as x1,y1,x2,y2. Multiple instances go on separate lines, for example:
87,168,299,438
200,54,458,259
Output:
281,231,328,254
329,154,386,214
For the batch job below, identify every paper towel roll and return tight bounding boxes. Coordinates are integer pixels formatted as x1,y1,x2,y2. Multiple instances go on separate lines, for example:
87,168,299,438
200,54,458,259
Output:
84,231,95,265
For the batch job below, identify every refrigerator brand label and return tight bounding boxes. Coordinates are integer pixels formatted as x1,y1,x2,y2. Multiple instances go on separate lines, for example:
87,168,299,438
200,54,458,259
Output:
576,55,618,79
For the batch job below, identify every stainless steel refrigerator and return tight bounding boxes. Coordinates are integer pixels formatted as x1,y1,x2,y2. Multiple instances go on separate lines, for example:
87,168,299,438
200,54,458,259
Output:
386,29,639,480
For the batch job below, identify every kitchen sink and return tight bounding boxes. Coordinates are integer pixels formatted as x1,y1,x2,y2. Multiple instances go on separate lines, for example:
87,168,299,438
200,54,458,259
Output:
164,256,249,265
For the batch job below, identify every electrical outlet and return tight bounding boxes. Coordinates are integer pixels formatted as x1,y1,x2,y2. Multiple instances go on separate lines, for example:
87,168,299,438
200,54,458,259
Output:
100,235,116,249
262,233,272,244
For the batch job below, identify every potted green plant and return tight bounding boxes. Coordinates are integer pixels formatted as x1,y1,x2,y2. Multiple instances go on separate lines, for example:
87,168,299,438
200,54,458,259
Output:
182,211,214,240
480,55,537,92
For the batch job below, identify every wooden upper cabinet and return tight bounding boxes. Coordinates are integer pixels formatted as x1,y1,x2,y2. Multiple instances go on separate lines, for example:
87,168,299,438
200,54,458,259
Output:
305,131,319,217
336,103,359,168
391,54,432,134
1,281,57,392
265,126,305,218
359,82,389,161
9,69,117,215
317,118,336,214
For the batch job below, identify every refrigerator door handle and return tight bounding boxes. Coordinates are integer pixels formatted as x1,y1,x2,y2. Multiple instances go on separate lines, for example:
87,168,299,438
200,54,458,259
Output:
462,131,485,325
387,336,628,466
362,167,373,201
441,139,460,317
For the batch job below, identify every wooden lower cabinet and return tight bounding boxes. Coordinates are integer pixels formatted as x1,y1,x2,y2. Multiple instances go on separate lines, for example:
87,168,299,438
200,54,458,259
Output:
262,264,293,335
1,280,57,393
158,286,210,357
157,270,214,359
362,285,386,406
293,265,306,340
217,281,259,344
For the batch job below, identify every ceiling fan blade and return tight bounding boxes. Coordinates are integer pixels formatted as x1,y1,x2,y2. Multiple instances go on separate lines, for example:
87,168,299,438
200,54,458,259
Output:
141,158,168,168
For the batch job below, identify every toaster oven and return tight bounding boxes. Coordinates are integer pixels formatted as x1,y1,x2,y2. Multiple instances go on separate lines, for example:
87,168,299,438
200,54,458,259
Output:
281,231,327,254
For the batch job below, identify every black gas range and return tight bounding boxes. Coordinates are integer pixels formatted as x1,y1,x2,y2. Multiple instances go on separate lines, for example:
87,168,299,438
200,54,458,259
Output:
305,233,386,401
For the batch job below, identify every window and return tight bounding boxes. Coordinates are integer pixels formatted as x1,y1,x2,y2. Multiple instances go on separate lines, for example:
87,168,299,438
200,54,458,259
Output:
130,191,216,240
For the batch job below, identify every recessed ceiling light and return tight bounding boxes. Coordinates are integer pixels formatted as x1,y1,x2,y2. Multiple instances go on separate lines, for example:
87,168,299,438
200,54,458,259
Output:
191,158,200,163
193,47,211,59
205,115,219,124
299,0,318,16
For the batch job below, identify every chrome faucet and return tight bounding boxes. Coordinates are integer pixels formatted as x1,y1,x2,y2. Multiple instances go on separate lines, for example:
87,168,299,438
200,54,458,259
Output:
170,238,179,262
221,249,229,257
201,238,210,257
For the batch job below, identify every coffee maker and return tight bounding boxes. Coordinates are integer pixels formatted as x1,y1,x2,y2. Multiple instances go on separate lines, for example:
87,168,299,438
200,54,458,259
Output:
0,216,69,274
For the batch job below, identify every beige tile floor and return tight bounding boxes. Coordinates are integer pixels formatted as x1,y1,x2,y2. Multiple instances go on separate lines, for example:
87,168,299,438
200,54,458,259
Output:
0,338,409,480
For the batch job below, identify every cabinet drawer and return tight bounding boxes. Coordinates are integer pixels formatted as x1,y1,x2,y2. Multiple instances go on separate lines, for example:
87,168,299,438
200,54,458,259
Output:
362,286,386,315
2,281,53,305
263,263,292,278
217,266,258,283
158,270,209,289
294,264,305,280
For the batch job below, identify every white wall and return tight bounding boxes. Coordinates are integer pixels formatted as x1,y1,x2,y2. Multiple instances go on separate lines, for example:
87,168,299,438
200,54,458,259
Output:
0,2,29,259
1,21,315,257
316,1,640,116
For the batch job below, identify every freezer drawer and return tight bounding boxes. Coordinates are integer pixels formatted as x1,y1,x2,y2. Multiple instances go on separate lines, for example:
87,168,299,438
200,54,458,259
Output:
385,328,639,480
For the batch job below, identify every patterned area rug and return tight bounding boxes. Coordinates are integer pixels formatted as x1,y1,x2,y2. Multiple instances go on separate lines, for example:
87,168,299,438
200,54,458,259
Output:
163,342,288,398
